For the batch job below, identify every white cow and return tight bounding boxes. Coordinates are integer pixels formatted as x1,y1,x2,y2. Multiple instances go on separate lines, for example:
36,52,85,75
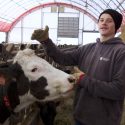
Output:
2,48,75,111
0,48,75,125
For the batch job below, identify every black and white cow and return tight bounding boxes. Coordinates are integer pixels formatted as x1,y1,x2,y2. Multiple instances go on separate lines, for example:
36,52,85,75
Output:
0,48,75,125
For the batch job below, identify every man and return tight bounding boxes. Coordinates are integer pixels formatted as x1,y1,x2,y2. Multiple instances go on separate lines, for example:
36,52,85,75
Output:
31,9,125,125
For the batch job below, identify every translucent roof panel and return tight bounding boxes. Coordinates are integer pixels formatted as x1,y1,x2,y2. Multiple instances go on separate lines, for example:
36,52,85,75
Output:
0,0,125,32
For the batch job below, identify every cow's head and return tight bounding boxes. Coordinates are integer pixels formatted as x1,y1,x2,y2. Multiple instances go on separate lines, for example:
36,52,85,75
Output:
0,48,75,112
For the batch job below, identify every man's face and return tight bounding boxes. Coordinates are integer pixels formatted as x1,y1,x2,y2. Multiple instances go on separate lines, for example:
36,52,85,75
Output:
98,13,116,37
0,74,6,85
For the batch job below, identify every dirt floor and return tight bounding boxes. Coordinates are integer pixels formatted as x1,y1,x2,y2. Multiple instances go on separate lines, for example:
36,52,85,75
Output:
54,95,125,125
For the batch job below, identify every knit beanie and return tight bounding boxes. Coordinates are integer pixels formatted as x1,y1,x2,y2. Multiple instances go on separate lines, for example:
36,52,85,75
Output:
98,9,123,33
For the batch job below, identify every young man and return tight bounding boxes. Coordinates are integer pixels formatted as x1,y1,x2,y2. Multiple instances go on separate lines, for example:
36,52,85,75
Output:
31,9,125,125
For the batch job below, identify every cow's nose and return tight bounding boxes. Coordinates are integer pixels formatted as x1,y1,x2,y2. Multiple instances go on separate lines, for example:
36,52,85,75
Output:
68,76,76,83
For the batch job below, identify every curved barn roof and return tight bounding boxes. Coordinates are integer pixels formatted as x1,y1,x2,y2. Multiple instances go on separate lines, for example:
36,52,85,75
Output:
0,0,125,32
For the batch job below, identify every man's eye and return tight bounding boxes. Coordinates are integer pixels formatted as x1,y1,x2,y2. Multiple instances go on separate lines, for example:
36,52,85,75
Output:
99,19,103,22
107,20,113,23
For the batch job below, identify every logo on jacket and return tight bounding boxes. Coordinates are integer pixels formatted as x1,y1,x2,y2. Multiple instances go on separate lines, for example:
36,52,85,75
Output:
100,57,109,61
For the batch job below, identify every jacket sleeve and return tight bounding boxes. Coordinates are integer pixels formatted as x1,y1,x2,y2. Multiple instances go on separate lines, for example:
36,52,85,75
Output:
41,38,81,66
79,52,125,100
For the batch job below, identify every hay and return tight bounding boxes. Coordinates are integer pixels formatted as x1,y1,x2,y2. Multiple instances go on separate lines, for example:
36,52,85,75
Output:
121,101,125,125
54,97,74,125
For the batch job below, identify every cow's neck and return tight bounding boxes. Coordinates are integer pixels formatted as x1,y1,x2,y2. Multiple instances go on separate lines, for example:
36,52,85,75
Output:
14,91,36,112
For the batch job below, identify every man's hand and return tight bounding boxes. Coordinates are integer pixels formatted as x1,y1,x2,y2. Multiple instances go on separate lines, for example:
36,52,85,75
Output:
72,67,85,84
31,25,49,42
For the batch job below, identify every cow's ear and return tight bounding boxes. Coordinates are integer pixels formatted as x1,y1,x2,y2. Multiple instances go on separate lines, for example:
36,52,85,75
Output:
0,62,22,80
10,63,23,77
0,63,15,80
0,68,12,80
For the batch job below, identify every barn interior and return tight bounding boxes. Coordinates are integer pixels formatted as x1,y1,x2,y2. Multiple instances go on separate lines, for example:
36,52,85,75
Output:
0,0,125,125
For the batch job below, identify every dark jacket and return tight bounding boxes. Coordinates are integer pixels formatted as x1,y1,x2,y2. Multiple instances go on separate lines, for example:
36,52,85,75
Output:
42,37,125,125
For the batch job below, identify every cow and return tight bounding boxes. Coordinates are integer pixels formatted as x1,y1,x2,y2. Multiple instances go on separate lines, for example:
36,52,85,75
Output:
0,48,75,125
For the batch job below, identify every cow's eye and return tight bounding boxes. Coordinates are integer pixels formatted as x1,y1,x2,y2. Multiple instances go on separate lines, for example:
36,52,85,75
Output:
31,68,37,72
